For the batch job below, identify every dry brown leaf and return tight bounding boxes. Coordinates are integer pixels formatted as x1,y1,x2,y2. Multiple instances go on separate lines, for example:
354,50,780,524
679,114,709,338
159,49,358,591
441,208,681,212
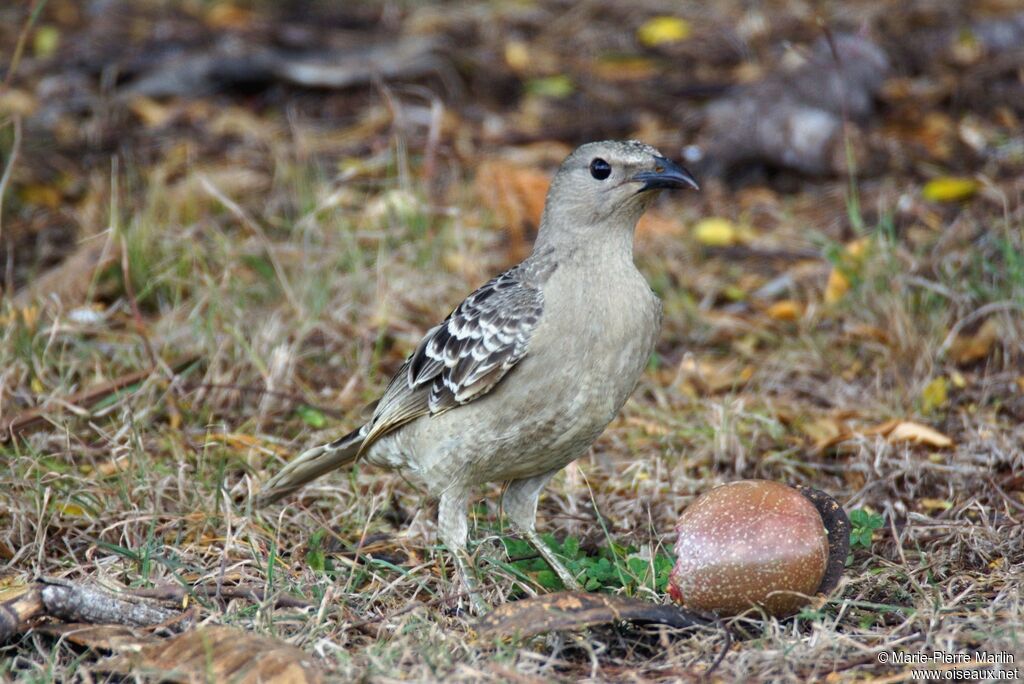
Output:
624,416,671,436
817,419,953,452
477,592,709,640
949,318,1000,365
637,209,686,238
886,421,953,448
99,626,321,684
824,238,870,304
765,300,803,322
475,160,550,260
128,96,176,127
39,623,149,652
205,433,289,456
10,237,114,307
0,88,38,116
675,357,753,395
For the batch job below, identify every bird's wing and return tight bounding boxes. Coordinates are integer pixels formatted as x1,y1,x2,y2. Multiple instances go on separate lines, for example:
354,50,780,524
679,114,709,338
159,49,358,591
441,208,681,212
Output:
360,264,546,452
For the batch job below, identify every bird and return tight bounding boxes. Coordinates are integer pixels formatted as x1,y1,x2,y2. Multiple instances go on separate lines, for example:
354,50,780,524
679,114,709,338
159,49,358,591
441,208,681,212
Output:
256,140,698,613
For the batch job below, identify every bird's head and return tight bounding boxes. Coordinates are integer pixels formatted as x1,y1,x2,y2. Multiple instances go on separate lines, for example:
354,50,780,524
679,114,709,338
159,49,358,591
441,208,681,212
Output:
536,140,698,251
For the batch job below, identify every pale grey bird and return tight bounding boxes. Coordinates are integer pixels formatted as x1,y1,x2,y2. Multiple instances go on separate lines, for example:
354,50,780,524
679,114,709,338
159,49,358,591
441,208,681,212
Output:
256,140,698,612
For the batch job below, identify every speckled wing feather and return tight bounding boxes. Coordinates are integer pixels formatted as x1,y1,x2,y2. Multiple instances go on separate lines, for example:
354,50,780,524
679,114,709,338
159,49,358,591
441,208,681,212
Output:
360,262,548,452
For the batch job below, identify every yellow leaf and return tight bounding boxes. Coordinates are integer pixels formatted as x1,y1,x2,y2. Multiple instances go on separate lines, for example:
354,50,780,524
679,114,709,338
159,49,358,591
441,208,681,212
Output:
504,41,530,72
824,268,850,304
20,184,62,209
919,498,953,511
593,55,658,82
129,96,174,128
766,300,802,321
845,237,871,259
59,503,86,517
922,176,978,202
824,237,871,304
0,88,38,117
921,376,948,413
205,3,255,29
526,75,574,98
205,433,289,456
693,217,739,247
887,421,953,449
636,16,691,47
33,25,60,58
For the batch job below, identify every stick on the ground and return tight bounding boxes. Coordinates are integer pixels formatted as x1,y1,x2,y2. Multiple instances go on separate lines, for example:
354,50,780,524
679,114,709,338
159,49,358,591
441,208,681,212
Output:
0,355,199,441
0,578,185,642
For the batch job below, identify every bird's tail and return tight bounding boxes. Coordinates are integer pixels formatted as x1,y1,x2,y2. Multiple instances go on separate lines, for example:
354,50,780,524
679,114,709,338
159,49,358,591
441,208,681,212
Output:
254,426,365,507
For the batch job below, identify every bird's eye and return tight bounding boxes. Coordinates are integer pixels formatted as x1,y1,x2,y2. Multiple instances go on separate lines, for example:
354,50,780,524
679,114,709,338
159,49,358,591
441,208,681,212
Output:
589,158,611,180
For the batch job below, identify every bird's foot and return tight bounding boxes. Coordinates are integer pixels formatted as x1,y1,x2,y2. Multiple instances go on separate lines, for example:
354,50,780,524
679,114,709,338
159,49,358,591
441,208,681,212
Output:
452,547,491,615
521,528,583,592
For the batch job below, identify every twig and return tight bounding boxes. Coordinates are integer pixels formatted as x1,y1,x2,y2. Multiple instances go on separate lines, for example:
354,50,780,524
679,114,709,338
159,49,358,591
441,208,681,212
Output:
0,356,199,440
131,583,313,610
0,115,22,245
2,0,50,87
937,301,1024,359
0,577,185,642
704,620,733,678
184,382,345,418
347,589,471,629
199,176,303,317
40,579,178,626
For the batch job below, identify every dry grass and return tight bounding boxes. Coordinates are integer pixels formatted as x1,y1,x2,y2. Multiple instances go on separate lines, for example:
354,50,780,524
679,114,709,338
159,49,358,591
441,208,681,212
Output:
2,0,1024,679
1,136,1021,680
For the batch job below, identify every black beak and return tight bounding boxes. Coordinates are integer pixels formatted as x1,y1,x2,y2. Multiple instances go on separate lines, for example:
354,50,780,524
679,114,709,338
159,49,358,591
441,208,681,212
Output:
633,156,700,192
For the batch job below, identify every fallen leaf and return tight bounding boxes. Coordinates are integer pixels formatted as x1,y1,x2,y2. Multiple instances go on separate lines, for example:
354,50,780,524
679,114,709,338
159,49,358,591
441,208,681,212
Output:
476,160,551,260
39,624,148,652
99,626,322,684
636,16,691,47
205,3,256,29
205,433,289,456
922,176,978,202
525,75,574,98
33,25,60,58
949,318,999,364
920,377,949,414
637,209,686,238
817,419,953,452
824,268,851,304
592,55,658,82
675,356,753,395
296,405,327,429
477,592,709,640
503,40,530,71
886,421,953,448
20,184,62,209
824,238,871,304
129,96,176,128
693,217,742,247
0,88,38,116
765,300,803,321
58,503,87,518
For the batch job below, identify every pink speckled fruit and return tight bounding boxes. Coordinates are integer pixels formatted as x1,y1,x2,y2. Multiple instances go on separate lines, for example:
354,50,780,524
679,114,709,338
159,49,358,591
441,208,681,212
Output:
669,480,829,617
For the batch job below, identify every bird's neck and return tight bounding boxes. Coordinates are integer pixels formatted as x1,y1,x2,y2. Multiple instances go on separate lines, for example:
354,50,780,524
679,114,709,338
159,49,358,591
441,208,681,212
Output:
531,215,641,267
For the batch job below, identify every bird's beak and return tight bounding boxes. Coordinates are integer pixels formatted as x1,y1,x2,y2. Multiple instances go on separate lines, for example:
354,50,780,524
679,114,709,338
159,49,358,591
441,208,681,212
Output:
632,156,700,192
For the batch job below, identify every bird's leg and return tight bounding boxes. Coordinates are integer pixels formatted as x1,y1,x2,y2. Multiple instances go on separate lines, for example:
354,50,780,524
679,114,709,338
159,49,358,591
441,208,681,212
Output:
437,488,489,615
503,470,582,591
